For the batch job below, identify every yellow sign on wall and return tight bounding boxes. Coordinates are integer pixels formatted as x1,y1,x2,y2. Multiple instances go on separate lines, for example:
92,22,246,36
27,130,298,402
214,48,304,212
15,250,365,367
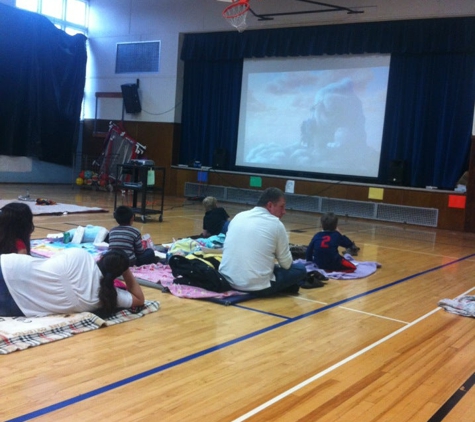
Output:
368,187,384,200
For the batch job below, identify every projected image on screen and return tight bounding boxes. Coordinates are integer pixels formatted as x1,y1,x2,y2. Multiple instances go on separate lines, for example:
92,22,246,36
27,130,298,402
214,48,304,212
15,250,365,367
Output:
235,55,391,178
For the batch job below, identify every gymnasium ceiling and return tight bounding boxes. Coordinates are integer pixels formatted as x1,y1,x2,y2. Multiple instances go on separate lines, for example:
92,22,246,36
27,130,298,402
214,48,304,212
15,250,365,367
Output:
215,0,475,29
218,0,371,21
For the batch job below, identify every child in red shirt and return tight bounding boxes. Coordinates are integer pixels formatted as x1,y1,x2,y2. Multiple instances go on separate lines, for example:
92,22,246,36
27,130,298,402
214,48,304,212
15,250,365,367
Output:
306,212,359,272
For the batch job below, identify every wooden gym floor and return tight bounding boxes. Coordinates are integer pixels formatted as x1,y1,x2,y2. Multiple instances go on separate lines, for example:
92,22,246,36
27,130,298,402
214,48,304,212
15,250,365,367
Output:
1,183,475,422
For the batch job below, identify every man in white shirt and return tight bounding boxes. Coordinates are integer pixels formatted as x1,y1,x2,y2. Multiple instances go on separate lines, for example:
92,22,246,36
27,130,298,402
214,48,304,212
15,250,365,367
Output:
219,187,306,296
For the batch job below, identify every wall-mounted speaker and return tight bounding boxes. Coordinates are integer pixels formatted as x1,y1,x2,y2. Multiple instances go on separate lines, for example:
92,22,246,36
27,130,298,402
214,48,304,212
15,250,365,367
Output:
388,160,405,185
213,148,227,169
120,83,141,114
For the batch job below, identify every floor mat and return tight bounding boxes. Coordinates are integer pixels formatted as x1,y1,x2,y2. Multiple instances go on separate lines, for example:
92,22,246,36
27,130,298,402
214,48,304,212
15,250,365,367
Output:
137,278,168,292
0,199,108,215
204,294,257,306
0,300,160,354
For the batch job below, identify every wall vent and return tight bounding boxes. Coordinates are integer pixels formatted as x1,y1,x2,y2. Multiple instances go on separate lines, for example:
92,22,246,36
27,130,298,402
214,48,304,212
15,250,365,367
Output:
184,183,439,228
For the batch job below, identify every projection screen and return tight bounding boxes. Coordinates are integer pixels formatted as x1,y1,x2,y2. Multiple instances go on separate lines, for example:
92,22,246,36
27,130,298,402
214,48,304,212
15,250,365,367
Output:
235,54,391,179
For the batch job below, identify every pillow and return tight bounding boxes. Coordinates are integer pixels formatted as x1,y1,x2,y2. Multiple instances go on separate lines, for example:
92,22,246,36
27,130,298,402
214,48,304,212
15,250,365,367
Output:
67,225,108,243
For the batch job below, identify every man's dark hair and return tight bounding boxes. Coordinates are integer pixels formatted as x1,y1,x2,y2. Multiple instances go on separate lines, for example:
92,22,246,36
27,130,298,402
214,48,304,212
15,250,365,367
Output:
321,212,338,231
113,206,134,225
256,187,285,207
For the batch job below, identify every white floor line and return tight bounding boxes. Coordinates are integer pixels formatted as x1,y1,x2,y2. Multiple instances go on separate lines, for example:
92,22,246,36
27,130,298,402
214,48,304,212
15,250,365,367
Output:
232,306,443,422
362,242,475,260
457,286,475,297
362,243,445,256
293,296,407,323
337,306,409,325
292,295,328,305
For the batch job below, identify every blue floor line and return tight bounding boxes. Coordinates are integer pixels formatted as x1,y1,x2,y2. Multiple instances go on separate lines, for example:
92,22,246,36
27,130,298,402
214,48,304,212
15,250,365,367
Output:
427,372,475,421
232,304,292,319
8,253,475,422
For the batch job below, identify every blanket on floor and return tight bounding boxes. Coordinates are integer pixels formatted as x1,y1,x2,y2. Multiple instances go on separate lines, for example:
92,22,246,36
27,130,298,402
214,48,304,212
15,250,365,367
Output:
131,255,382,301
31,239,104,260
296,254,381,280
438,295,475,317
0,300,160,354
0,199,108,215
30,242,222,297
130,264,248,300
30,240,251,302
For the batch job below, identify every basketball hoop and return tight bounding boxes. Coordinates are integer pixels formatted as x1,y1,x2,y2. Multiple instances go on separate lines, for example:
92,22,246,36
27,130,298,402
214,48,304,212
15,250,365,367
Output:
222,0,250,33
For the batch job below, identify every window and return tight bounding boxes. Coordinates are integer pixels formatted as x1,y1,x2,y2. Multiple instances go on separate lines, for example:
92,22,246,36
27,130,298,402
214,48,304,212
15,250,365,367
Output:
16,0,38,12
16,0,88,35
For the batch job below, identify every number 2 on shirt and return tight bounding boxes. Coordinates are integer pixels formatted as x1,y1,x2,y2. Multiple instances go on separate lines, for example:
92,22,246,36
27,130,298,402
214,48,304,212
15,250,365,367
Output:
320,235,331,248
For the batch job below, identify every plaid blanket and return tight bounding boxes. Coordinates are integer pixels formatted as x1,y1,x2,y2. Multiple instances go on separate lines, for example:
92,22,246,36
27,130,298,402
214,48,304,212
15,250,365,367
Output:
0,300,160,354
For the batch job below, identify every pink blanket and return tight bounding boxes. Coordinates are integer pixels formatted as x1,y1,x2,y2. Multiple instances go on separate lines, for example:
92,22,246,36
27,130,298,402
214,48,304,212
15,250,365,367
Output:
130,264,247,299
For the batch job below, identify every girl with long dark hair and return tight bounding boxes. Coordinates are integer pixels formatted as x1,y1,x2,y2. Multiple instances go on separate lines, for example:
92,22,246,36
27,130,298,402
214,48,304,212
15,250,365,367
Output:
0,202,35,254
0,248,145,317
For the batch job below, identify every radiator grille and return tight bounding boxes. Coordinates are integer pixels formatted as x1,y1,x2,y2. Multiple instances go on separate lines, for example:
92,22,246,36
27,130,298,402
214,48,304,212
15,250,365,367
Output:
184,183,439,227
226,187,262,205
185,184,226,199
377,203,439,227
285,194,321,213
321,198,377,219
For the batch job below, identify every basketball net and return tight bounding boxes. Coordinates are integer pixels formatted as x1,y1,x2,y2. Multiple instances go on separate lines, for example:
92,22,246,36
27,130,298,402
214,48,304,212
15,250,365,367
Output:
222,0,250,33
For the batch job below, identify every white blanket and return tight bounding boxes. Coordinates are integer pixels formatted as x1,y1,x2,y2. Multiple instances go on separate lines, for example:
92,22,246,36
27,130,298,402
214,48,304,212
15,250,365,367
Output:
297,254,381,280
0,199,107,215
438,295,475,317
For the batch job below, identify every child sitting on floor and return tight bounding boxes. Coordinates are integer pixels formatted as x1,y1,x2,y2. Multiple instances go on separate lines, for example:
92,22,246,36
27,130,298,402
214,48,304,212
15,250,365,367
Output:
108,206,158,267
201,196,231,238
306,212,359,272
0,202,35,255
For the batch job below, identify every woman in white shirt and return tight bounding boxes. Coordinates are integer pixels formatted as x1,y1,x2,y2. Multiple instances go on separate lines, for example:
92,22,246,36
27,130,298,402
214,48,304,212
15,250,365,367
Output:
0,248,145,317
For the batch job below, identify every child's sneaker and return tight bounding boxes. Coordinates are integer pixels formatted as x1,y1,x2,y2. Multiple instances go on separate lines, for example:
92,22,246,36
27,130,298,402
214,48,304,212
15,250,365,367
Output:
300,271,327,289
345,244,360,256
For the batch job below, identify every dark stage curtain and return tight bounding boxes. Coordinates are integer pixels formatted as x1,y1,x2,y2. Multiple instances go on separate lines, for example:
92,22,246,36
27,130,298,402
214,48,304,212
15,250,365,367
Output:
181,60,242,168
180,17,475,189
380,53,475,188
0,4,87,166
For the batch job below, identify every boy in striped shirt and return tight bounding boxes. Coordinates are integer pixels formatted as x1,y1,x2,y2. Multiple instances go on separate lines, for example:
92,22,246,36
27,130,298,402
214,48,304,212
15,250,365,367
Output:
108,206,158,267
